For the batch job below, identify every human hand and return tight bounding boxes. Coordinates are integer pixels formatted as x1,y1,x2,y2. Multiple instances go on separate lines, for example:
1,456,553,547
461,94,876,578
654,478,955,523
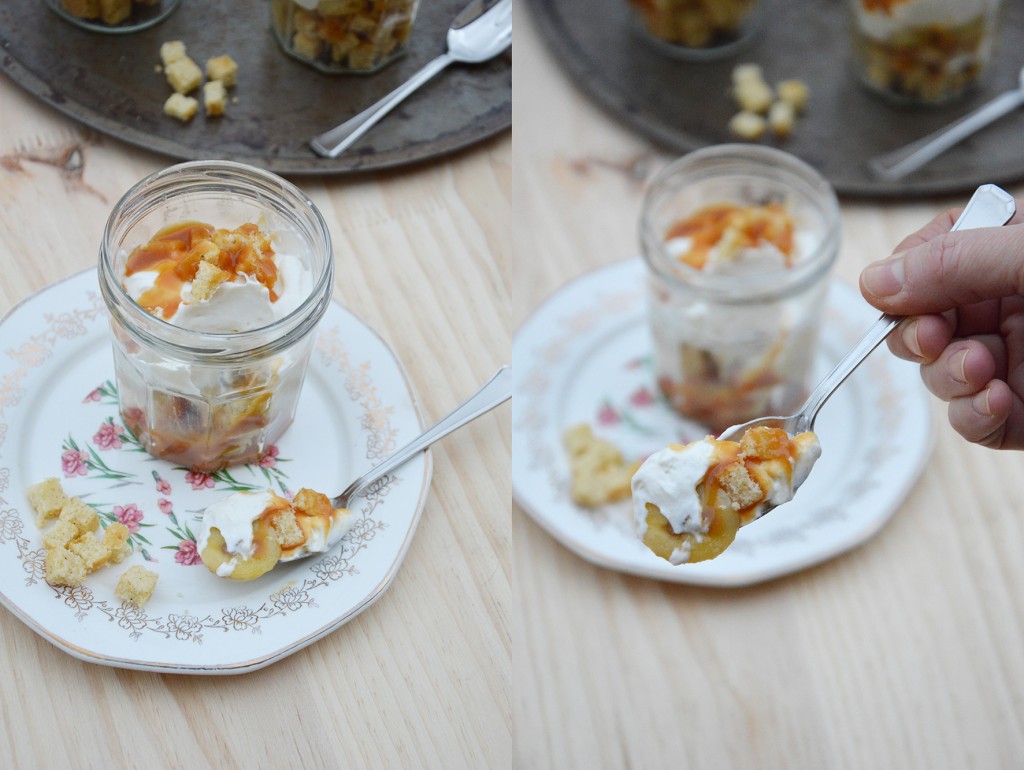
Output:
859,202,1024,449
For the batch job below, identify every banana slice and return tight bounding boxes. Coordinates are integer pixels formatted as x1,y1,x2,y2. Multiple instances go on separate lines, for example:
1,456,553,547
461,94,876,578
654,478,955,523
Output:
200,521,282,581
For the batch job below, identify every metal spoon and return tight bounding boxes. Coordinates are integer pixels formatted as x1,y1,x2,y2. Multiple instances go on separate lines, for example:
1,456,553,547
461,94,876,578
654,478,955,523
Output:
869,66,1024,182
310,0,512,159
329,364,510,510
717,184,1017,443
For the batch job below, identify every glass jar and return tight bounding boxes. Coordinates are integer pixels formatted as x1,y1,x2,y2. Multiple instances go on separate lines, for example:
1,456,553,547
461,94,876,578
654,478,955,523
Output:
46,0,180,33
98,161,334,472
848,0,1003,105
640,145,840,434
271,0,422,74
627,0,762,61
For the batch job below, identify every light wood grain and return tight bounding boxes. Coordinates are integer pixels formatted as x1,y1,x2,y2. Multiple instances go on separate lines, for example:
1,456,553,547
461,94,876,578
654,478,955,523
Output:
0,70,510,768
513,6,1024,770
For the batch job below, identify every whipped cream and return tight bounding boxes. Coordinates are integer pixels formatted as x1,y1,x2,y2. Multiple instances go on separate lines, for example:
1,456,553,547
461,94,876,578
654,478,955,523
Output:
632,440,717,541
197,490,277,577
853,0,997,41
124,252,310,333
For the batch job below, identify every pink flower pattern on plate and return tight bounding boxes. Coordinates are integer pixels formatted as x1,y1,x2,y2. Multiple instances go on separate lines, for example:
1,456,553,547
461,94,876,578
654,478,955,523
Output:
258,445,280,469
596,404,619,426
82,388,101,403
155,476,172,495
92,421,123,450
185,470,215,491
629,387,655,407
174,540,202,566
158,498,174,516
61,449,89,478
114,504,144,533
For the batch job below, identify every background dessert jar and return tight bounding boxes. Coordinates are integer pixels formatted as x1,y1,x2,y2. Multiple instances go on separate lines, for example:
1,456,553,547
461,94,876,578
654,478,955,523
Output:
271,0,423,73
627,0,763,61
848,0,1004,105
46,0,181,33
639,145,840,435
98,161,334,472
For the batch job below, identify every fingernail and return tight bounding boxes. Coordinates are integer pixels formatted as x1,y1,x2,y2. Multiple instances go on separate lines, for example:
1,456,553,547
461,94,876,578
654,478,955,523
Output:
862,256,905,298
901,321,923,358
972,388,992,417
948,349,969,385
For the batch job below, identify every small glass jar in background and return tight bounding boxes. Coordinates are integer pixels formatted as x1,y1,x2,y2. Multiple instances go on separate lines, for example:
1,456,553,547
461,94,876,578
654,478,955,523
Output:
640,145,840,435
627,0,762,61
848,0,1003,105
46,0,180,33
271,0,422,74
98,161,334,472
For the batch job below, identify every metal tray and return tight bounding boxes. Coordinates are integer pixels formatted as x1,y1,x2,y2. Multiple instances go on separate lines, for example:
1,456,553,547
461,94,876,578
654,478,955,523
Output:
0,0,511,175
526,0,1024,198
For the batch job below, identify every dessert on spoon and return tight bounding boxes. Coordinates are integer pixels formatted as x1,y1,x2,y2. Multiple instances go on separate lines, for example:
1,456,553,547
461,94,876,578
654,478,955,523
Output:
197,365,511,580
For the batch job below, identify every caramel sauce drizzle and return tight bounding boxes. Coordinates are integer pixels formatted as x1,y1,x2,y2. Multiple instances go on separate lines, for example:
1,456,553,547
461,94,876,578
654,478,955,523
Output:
699,437,797,532
861,0,912,15
664,202,795,270
124,221,279,319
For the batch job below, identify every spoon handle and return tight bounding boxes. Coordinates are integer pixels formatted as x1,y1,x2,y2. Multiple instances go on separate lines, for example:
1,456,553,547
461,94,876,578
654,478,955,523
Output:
869,89,1024,182
310,52,455,159
332,365,512,508
802,183,1017,429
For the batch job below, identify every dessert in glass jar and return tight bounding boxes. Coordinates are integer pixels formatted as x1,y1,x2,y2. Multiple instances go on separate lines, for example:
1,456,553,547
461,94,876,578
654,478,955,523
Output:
627,0,762,60
640,145,839,435
849,0,1003,104
46,0,180,33
98,161,334,472
271,0,422,73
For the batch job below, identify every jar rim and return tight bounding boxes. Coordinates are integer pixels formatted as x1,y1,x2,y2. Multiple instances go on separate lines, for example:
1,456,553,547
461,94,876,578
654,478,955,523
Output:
98,160,334,361
639,145,840,303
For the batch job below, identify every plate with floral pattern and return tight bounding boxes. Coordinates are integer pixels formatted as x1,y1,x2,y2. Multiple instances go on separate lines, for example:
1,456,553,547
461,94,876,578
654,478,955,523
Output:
513,259,933,586
0,269,431,673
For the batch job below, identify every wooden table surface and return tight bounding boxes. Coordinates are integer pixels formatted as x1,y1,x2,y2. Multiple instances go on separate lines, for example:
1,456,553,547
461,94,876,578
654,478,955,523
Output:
0,65,510,768
513,6,1024,770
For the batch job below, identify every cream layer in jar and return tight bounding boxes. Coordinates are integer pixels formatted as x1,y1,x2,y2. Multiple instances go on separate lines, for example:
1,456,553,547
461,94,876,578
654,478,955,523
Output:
632,426,820,564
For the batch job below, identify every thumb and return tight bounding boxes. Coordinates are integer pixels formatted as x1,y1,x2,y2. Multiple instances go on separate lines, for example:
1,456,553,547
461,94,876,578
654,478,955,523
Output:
860,224,1024,315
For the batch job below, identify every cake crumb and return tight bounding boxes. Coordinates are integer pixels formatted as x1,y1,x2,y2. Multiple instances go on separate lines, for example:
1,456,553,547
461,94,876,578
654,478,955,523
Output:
728,111,767,140
160,40,187,66
26,477,67,528
203,80,227,117
115,566,159,606
58,497,100,536
45,548,87,587
165,56,203,95
164,93,199,122
206,55,238,87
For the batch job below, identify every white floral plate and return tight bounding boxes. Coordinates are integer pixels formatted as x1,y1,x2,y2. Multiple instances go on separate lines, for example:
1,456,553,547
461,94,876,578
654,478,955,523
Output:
0,269,431,673
513,260,933,586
